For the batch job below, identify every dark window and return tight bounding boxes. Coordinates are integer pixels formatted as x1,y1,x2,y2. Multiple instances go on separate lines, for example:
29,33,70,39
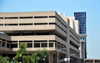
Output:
19,41,32,42
0,17,3,19
0,24,3,26
36,33,49,35
20,17,33,19
27,43,32,47
7,43,9,48
19,23,33,25
34,40,47,42
41,43,47,47
49,43,53,47
34,23,47,25
5,24,18,26
34,16,47,18
5,17,18,19
49,23,55,25
49,40,56,42
8,33,20,36
49,16,56,18
34,43,40,47
2,42,5,47
11,44,17,48
22,33,35,35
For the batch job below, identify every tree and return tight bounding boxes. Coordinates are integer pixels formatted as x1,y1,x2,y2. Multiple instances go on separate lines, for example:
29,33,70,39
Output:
0,56,12,63
32,49,50,63
14,43,33,63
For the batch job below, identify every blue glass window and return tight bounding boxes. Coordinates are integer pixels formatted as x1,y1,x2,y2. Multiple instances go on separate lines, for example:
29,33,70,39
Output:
74,12,86,34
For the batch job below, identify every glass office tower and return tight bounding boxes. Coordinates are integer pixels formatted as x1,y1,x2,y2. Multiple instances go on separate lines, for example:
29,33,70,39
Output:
74,12,87,59
74,12,86,34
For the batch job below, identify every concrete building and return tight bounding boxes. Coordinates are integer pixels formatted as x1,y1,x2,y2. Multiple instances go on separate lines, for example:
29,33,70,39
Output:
0,11,80,63
58,12,87,61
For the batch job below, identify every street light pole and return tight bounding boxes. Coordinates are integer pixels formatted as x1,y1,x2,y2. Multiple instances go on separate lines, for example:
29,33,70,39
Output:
35,53,37,63
57,48,67,63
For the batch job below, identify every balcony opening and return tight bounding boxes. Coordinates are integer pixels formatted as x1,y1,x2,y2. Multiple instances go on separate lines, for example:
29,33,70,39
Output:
5,17,18,19
49,43,53,47
5,24,18,26
7,43,9,48
34,43,40,47
8,33,20,36
34,16,47,18
70,40,79,49
36,33,49,35
19,23,33,25
0,17,3,19
2,42,5,47
22,33,35,35
19,17,33,19
41,43,47,47
11,44,17,48
34,23,47,25
27,43,32,47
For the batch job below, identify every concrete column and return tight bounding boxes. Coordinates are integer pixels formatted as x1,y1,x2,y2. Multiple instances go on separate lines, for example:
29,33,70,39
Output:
83,43,85,59
49,53,53,63
17,40,19,48
32,40,34,48
5,40,7,48
79,42,82,58
47,40,49,48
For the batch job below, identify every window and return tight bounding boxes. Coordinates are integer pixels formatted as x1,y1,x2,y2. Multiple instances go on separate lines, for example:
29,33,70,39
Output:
0,17,3,19
0,24,3,26
5,17,18,19
19,17,33,19
80,37,82,39
7,43,9,48
11,44,17,48
34,23,47,25
41,43,47,47
19,23,33,25
34,16,47,18
2,42,5,47
19,41,32,42
34,43,40,47
27,43,32,47
5,24,18,26
49,43,53,47
34,40,47,42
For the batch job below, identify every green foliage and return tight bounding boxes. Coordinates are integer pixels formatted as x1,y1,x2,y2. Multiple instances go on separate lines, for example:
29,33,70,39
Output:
0,56,12,63
32,49,50,63
15,43,33,63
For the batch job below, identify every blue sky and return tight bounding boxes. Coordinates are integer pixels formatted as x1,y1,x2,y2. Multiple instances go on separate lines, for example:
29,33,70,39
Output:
0,0,100,59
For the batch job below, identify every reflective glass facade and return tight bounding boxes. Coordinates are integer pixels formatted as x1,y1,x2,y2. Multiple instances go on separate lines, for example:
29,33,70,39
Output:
74,12,86,34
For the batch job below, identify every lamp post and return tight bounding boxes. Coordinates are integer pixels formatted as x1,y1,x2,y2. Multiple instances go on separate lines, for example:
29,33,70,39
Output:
57,48,68,63
19,54,22,63
13,57,15,63
43,55,46,63
35,53,37,63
